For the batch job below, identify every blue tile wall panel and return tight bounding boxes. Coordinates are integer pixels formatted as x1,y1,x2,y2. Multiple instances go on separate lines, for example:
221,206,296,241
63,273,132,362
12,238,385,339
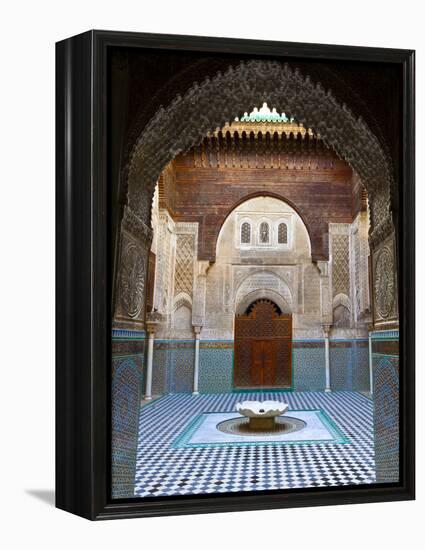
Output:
152,342,195,394
151,338,371,395
199,346,234,393
372,330,399,483
352,342,370,391
329,340,369,392
111,332,145,499
112,357,143,498
330,346,352,390
170,346,195,393
293,345,326,391
152,348,168,395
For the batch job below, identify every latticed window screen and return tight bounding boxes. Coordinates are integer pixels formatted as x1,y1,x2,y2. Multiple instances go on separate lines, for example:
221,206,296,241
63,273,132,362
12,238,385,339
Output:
278,222,288,244
259,221,270,243
241,222,251,244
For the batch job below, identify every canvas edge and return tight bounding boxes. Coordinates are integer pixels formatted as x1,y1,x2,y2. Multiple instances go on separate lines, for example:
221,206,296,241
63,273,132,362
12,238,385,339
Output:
55,30,415,521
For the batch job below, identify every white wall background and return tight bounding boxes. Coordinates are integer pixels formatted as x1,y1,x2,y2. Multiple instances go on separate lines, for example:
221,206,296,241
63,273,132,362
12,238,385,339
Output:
0,1,422,547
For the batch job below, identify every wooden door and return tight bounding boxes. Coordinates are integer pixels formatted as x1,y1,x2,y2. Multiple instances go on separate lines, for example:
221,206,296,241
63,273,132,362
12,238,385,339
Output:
251,340,264,386
251,340,277,386
262,340,276,385
234,299,292,388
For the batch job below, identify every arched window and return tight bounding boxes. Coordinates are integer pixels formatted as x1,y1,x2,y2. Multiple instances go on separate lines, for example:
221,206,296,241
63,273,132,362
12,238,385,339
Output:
278,222,288,244
259,221,270,244
240,221,251,244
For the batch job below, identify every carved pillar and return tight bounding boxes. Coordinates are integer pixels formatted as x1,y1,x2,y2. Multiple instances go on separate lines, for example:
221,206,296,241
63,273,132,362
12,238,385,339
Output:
192,261,210,327
153,210,176,315
323,324,332,392
371,233,398,328
114,206,153,328
317,260,332,325
192,326,202,394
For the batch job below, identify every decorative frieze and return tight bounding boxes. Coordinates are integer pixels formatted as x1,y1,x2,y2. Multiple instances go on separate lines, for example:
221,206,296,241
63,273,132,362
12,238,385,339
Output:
191,132,336,171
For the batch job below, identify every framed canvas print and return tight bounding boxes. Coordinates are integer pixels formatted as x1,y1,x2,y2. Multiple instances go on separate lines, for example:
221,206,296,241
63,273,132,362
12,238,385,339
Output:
56,30,415,520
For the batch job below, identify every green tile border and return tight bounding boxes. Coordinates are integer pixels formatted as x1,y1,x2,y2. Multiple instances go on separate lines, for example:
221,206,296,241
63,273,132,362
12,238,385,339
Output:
171,408,349,449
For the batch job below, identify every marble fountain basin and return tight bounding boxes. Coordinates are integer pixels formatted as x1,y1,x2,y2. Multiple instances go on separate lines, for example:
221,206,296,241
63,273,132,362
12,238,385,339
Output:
235,400,289,431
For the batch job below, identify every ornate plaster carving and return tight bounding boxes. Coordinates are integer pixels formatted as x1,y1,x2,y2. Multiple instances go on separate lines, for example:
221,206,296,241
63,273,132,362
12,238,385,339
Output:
126,60,394,249
374,245,396,319
118,237,147,320
122,205,153,246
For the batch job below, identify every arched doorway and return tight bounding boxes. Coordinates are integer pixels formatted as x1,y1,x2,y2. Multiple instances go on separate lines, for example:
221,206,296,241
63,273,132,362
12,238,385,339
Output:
115,59,396,329
234,299,292,389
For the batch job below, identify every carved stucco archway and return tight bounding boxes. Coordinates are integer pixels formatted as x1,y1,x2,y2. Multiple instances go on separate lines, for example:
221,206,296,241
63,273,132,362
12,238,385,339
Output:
116,59,396,325
126,59,394,247
234,271,293,315
235,289,292,316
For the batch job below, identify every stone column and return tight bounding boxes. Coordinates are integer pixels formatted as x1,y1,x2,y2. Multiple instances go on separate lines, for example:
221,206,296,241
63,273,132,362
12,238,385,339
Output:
192,325,202,394
368,324,374,396
144,312,161,400
144,327,155,400
323,324,332,392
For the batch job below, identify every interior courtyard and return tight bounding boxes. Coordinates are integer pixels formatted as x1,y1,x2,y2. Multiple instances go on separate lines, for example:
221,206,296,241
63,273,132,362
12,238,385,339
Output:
110,59,400,499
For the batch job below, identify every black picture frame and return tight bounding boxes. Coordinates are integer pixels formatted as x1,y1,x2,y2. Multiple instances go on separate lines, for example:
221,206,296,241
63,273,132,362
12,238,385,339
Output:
56,30,415,520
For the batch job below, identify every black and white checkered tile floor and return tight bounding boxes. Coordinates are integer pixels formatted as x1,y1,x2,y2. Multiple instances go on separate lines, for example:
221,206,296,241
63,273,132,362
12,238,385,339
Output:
134,391,375,497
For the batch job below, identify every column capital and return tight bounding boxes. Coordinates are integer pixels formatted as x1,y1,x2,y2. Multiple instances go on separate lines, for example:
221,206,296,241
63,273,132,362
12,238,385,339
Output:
146,310,163,333
322,324,332,337
196,260,211,277
193,325,203,336
146,324,156,335
316,260,329,277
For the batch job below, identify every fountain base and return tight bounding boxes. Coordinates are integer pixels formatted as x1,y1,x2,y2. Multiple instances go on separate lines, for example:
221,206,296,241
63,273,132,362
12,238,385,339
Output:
248,416,277,431
217,416,306,436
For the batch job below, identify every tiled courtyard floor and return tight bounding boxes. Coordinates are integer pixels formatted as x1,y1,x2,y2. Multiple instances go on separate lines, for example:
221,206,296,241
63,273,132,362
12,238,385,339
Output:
134,391,375,497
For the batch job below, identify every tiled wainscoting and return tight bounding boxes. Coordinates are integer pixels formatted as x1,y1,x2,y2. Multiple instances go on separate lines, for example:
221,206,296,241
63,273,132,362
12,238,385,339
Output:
152,341,195,395
371,329,399,483
292,341,326,390
329,340,370,391
150,338,370,394
110,332,373,497
111,329,146,498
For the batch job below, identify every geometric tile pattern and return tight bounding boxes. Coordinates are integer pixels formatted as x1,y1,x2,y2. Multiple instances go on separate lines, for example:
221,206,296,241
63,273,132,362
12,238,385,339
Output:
152,342,195,394
170,346,195,393
372,348,399,483
111,330,146,499
198,346,234,393
292,345,326,391
134,391,376,497
330,346,354,390
332,234,350,297
174,234,195,297
328,340,369,392
151,339,370,394
112,354,144,498
352,342,370,391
